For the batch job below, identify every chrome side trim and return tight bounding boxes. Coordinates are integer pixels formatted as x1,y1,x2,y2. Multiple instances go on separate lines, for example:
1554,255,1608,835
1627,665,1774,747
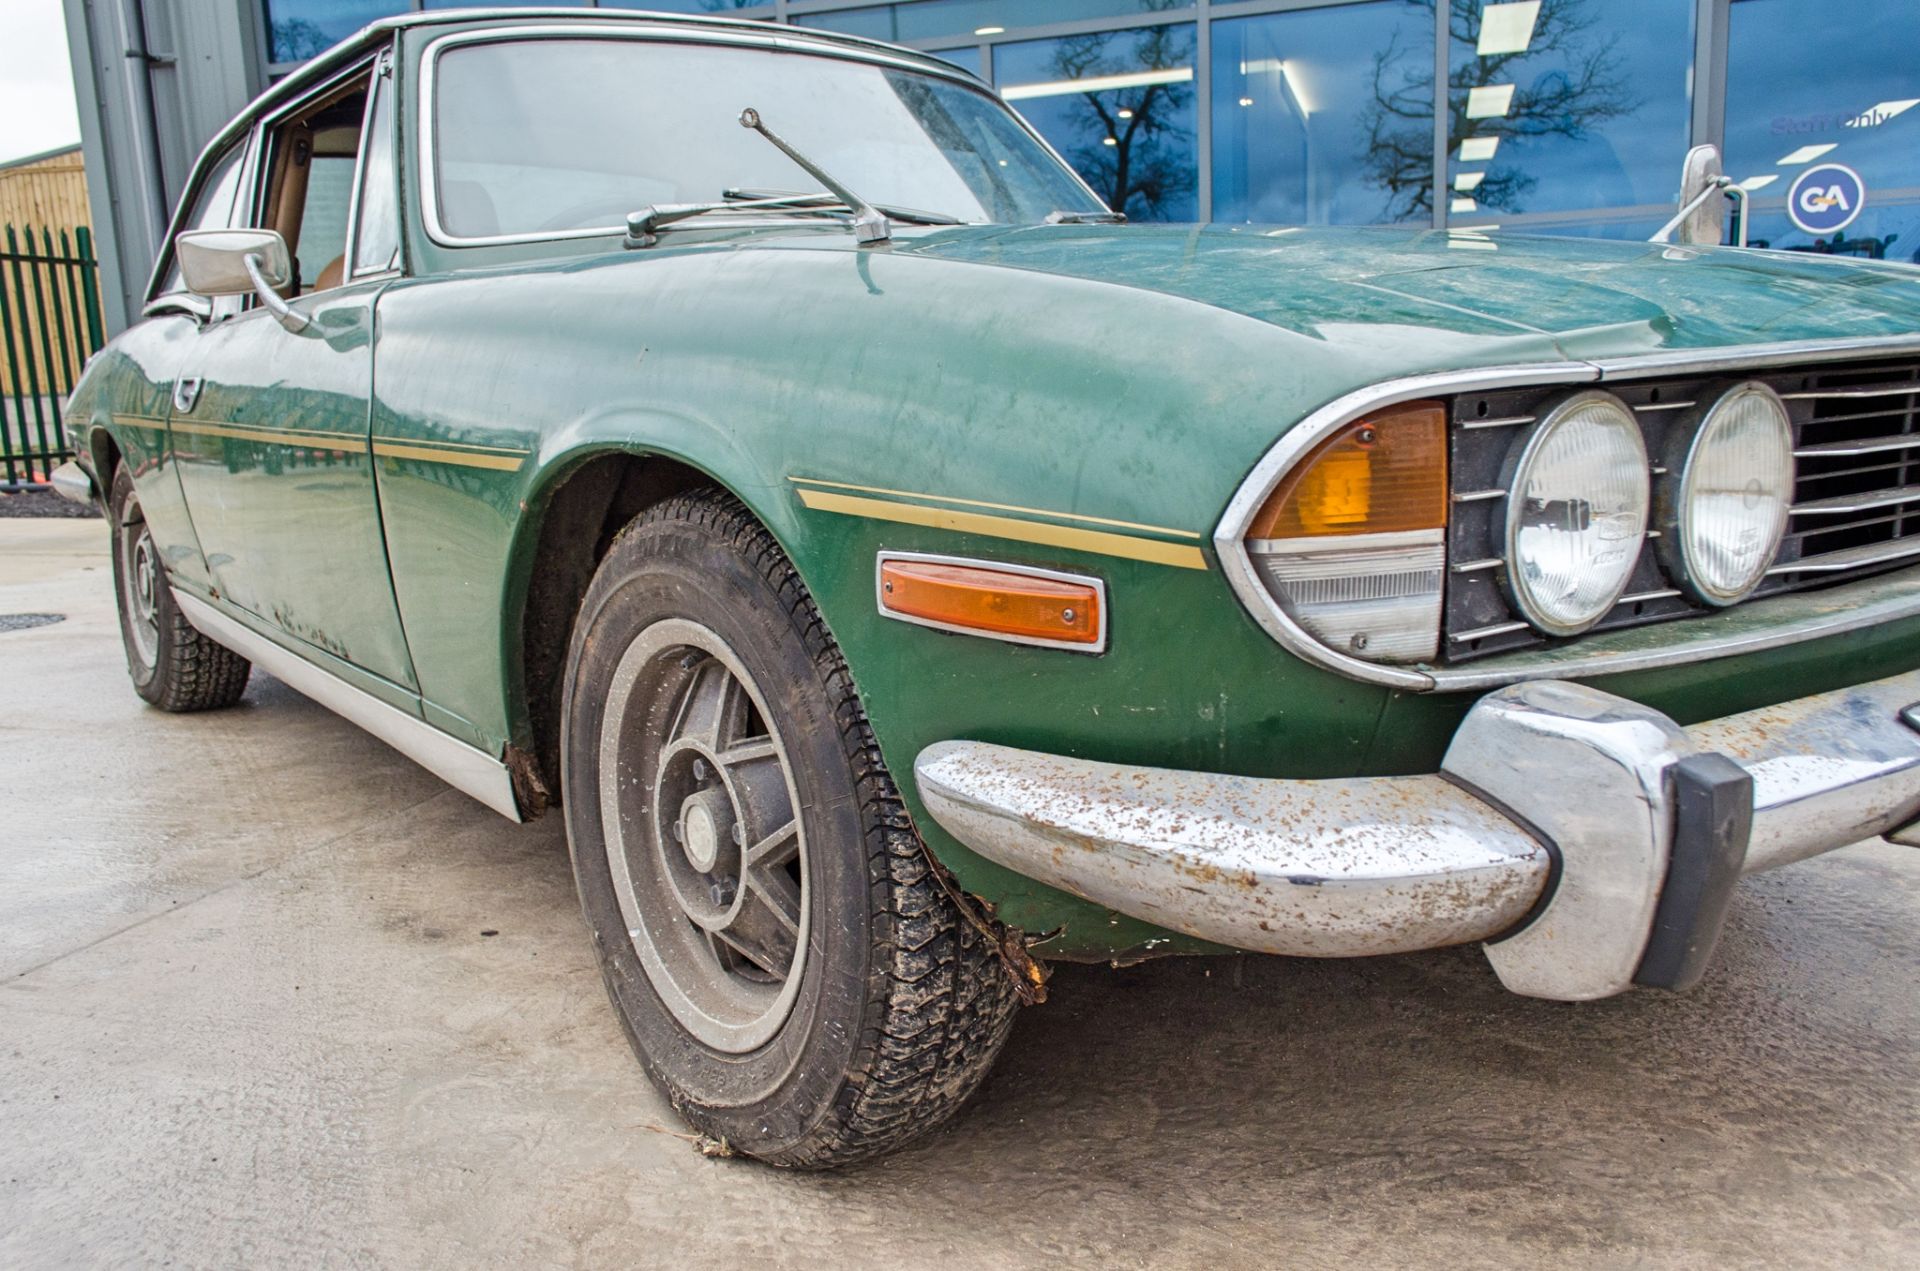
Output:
1433,565,1920,690
1590,334,1920,379
1766,538,1920,576
1783,383,1920,399
1448,620,1529,643
1214,336,1920,692
875,551,1109,653
174,592,524,821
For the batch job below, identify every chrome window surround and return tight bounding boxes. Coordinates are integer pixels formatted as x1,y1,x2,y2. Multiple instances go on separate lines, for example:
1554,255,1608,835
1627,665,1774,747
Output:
415,24,1107,251
1214,334,1920,693
875,551,1109,654
150,52,383,320
344,49,400,283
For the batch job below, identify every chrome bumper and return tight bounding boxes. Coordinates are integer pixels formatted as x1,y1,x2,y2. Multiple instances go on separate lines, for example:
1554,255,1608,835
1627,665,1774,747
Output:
49,460,94,507
915,668,1920,1001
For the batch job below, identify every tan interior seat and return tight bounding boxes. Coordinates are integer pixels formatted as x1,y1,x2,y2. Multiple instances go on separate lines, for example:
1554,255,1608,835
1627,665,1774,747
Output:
314,256,345,292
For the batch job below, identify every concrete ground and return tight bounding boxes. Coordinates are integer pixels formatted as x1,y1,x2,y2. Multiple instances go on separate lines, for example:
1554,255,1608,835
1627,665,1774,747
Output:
2,517,1917,1269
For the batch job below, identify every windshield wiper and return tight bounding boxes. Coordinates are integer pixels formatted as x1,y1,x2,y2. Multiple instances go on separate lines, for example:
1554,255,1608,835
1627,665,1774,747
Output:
626,107,943,249
625,192,845,248
737,107,891,246
724,188,963,227
1046,210,1127,225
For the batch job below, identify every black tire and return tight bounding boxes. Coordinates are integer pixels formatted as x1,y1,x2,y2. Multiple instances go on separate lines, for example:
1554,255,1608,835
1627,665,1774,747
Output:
108,464,251,712
562,490,1021,1168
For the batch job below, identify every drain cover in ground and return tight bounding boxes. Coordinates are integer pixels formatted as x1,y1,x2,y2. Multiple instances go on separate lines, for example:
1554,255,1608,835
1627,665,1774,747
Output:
0,613,65,633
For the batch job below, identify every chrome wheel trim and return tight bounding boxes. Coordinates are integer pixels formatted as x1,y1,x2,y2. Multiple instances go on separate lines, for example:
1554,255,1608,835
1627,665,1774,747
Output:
598,617,809,1054
119,507,161,667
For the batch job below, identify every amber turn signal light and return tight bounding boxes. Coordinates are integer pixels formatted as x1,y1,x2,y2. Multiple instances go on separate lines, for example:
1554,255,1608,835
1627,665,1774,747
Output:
878,557,1104,650
1248,401,1448,538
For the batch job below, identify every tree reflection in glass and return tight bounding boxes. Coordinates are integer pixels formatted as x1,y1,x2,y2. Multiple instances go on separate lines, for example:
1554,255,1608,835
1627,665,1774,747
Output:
1363,0,1644,222
997,8,1198,222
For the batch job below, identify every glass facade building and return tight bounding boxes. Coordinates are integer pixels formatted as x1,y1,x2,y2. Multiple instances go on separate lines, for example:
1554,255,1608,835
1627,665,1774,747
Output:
240,0,1920,261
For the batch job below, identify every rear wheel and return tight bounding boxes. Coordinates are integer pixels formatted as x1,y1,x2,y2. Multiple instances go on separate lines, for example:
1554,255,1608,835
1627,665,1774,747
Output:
109,465,250,712
562,490,1021,1167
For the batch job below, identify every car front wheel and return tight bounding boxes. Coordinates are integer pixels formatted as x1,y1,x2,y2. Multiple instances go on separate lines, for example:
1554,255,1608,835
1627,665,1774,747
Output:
108,464,250,712
562,490,1021,1167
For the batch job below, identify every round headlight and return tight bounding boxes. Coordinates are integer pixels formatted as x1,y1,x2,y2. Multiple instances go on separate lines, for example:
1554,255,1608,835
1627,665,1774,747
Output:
1504,391,1650,636
1668,382,1794,606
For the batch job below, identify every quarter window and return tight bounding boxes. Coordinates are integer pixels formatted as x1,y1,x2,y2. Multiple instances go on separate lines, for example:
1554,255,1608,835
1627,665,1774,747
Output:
351,67,400,275
159,142,247,296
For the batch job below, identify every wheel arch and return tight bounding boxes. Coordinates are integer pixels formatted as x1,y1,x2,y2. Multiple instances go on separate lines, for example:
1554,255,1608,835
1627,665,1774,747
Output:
505,443,797,811
88,422,122,490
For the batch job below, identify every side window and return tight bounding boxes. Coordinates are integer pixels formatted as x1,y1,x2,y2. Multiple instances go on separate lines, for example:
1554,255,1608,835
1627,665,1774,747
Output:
351,65,400,276
256,68,373,297
159,142,247,296
296,155,357,288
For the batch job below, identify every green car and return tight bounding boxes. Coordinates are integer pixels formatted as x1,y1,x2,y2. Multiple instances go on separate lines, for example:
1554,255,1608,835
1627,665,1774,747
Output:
55,9,1920,1167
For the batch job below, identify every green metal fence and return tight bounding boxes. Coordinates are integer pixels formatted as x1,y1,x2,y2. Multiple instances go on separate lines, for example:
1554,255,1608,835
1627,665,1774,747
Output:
1,224,106,491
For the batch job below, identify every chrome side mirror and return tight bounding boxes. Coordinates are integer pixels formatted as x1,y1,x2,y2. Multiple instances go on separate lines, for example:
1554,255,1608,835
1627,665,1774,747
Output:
1651,144,1748,248
174,228,309,332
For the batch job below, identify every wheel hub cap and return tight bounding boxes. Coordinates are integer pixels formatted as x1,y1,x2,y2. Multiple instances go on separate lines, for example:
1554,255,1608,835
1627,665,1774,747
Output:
598,619,808,1054
119,514,162,666
678,786,735,875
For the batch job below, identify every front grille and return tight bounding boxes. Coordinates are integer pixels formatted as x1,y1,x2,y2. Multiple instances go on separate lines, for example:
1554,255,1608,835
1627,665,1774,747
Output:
1443,356,1920,663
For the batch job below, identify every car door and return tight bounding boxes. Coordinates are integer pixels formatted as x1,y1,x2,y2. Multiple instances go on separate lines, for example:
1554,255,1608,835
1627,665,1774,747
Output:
105,134,252,600
167,51,419,697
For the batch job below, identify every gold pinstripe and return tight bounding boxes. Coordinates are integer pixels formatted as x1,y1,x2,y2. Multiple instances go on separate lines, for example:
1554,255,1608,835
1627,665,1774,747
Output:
113,414,527,470
371,440,524,471
172,419,363,449
794,488,1208,570
787,475,1201,539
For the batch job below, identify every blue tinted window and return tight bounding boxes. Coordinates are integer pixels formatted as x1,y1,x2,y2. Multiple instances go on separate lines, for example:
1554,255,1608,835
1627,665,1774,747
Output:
793,1,1179,43
790,6,898,39
1211,2,1433,226
1727,0,1920,262
596,1,774,13
263,0,407,63
1446,0,1692,233
994,24,1198,221
932,46,984,78
422,0,585,5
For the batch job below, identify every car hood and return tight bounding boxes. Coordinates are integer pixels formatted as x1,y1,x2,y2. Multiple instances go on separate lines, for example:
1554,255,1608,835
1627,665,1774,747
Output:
893,223,1920,365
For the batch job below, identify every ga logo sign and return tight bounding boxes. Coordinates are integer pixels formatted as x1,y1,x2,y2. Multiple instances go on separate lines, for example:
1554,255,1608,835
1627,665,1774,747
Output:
1787,163,1866,235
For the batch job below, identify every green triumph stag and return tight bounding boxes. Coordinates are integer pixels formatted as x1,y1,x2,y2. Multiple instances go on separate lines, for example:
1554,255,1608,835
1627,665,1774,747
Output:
56,8,1920,1167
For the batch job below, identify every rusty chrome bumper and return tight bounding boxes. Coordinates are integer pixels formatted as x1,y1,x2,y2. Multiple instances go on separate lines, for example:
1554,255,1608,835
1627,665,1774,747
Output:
915,668,1920,1002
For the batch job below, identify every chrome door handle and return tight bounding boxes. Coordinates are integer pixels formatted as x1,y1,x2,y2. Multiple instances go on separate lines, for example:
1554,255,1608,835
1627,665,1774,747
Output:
173,377,203,413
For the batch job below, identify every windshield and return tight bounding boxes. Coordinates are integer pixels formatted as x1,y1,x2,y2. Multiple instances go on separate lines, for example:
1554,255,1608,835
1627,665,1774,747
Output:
430,38,1106,239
